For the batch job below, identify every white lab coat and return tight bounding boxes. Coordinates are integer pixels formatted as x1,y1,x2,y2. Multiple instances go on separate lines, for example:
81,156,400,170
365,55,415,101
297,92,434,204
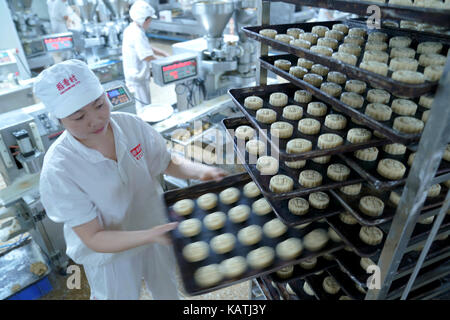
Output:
40,112,179,300
122,22,154,114
47,0,69,33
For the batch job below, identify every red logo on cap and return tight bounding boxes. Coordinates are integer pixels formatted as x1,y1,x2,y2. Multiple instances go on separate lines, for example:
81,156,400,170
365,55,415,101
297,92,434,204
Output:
130,144,144,160
56,74,80,95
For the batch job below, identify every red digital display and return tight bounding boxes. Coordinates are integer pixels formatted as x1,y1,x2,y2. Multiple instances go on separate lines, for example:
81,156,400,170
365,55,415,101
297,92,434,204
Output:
162,59,197,84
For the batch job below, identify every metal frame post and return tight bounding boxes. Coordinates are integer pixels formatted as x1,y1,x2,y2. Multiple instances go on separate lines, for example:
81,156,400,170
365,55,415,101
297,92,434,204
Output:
256,0,270,85
366,58,450,300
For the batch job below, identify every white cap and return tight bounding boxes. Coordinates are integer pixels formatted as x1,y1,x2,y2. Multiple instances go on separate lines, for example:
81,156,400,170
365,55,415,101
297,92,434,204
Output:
33,59,104,119
129,0,157,25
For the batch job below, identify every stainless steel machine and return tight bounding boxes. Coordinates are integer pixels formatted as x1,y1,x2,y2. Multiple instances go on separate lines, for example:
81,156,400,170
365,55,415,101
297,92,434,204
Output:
166,0,258,108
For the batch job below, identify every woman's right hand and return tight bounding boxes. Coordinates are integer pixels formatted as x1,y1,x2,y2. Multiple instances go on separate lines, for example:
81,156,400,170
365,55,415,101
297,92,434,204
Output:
148,222,179,246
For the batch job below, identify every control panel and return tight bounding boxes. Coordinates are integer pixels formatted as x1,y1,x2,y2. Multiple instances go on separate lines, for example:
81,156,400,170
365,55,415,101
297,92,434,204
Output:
43,34,74,52
152,53,198,86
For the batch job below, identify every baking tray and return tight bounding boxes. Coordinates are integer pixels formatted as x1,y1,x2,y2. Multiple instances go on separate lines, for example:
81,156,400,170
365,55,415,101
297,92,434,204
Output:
303,271,341,300
403,215,450,250
339,149,450,190
326,265,366,300
222,116,366,197
287,278,318,300
260,54,432,144
222,116,349,226
243,19,449,97
272,0,450,28
0,236,51,300
228,83,390,161
258,275,283,300
334,238,450,289
268,256,337,284
329,185,448,226
325,215,386,257
164,172,345,295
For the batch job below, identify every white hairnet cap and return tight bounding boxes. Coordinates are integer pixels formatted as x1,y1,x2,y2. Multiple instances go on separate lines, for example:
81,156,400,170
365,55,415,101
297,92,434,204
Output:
33,59,104,119
130,0,157,25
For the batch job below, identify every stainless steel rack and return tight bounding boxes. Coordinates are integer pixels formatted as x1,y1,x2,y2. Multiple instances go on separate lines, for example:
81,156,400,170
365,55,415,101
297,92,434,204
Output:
252,0,450,300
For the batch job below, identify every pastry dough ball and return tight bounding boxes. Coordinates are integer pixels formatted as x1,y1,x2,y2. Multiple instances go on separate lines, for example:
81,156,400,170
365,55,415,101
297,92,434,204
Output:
359,226,384,246
327,163,351,181
365,41,388,52
365,103,392,121
303,229,329,251
360,257,376,272
289,66,309,78
419,53,447,67
298,257,317,269
237,225,263,246
210,233,236,254
311,64,330,77
197,193,218,210
219,187,241,205
275,59,292,72
275,34,295,44
194,264,223,288
359,196,385,217
389,191,401,207
308,192,330,210
294,89,313,103
321,82,343,97
389,36,412,48
348,27,367,37
317,37,339,50
269,92,289,107
219,256,247,279
390,47,416,59
340,92,364,109
355,147,379,162
324,114,347,130
252,198,273,216
288,197,310,215
307,101,328,117
310,45,333,57
259,29,277,39
383,143,406,156
247,246,275,269
347,128,372,144
345,80,367,94
393,116,424,134
287,27,304,39
298,118,321,135
328,227,342,242
203,211,227,231
327,71,347,85
303,73,324,87
424,65,444,81
340,183,362,196
243,181,261,198
270,174,294,194
276,237,303,260
368,32,388,42
391,99,417,116
417,41,443,54
244,95,263,110
419,94,434,109
270,121,294,139
228,204,251,223
362,50,389,64
344,35,365,46
312,25,329,37
246,139,266,156
332,52,358,65
332,23,349,34
299,32,319,45
299,170,323,188
256,108,277,124
263,218,288,238
392,70,425,84
323,276,340,294
173,199,195,216
276,265,294,279
178,218,202,237
182,241,209,262
303,281,316,296
427,183,441,198
256,156,279,175
360,61,389,76
317,133,344,149
339,43,361,57
297,58,314,70
282,105,304,121
367,89,391,104
235,125,255,140
377,158,406,180
389,57,419,72
340,211,359,225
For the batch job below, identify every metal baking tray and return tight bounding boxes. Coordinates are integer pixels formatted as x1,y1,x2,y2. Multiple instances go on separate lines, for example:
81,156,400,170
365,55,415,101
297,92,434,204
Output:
222,116,365,198
228,83,390,161
243,19,449,97
0,235,51,300
303,271,341,300
268,256,337,284
326,265,366,300
222,117,349,226
163,118,214,146
287,278,318,300
334,238,450,289
272,0,450,28
258,275,283,300
329,185,448,226
339,148,450,190
325,215,386,257
260,54,432,144
163,173,345,296
401,215,450,251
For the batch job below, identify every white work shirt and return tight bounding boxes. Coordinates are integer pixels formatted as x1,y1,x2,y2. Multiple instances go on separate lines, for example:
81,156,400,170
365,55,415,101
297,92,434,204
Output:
48,0,70,33
122,22,154,87
40,112,171,266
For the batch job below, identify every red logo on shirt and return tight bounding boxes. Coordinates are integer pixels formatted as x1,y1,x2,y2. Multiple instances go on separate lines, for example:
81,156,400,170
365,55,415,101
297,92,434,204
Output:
130,144,144,160
56,74,80,95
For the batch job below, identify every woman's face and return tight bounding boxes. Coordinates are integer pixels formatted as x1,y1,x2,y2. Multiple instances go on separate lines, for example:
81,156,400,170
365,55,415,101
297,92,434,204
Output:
143,17,152,30
60,93,111,143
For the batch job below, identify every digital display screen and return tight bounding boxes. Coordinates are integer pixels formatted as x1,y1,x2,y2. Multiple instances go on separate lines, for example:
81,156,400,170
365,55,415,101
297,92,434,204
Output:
162,58,197,84
44,36,73,52
0,52,12,64
107,87,130,106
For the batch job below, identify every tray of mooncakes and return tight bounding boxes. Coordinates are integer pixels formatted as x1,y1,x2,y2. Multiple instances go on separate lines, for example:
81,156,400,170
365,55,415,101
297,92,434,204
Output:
243,19,449,97
334,237,450,291
329,183,448,226
222,116,353,226
163,173,345,295
260,53,437,144
338,145,450,190
267,255,338,284
228,83,390,162
302,269,348,300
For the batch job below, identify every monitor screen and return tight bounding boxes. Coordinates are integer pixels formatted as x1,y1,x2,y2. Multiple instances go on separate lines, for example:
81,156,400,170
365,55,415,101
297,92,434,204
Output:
106,87,130,106
161,58,197,84
44,36,73,52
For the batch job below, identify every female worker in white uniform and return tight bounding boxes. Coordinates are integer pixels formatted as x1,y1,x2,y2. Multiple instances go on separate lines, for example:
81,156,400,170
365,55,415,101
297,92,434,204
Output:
122,1,170,114
34,59,227,300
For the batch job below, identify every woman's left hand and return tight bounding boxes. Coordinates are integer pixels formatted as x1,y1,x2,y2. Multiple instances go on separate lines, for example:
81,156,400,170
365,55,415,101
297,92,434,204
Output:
199,167,228,182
